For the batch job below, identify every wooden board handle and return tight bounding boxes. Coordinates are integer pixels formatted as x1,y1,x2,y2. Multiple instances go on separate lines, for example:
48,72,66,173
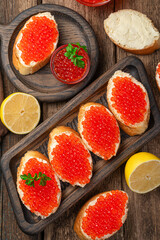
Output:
0,24,4,36
0,24,7,38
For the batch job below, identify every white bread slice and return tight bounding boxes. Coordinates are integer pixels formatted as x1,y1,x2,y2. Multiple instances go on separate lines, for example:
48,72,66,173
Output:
107,70,150,136
17,151,61,219
48,126,93,187
13,12,59,75
74,190,128,240
156,62,160,91
104,9,160,55
78,102,120,160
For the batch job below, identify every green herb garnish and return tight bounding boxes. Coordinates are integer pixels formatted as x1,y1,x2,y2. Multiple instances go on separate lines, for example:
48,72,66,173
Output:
20,172,51,187
64,43,88,69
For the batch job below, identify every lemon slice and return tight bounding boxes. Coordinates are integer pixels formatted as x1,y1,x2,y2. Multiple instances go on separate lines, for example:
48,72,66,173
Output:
125,152,160,194
0,92,40,134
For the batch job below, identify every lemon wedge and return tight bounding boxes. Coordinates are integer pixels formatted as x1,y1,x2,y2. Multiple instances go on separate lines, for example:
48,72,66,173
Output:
125,152,160,194
0,92,40,134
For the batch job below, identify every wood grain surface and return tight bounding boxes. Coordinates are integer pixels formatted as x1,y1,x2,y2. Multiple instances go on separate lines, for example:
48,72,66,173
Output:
0,0,160,240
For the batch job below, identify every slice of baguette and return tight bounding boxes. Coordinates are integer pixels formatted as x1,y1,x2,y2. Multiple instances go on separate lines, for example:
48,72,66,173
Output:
104,9,160,55
78,102,120,160
48,126,93,187
107,70,150,136
156,62,160,91
74,190,128,240
17,151,61,219
13,12,59,75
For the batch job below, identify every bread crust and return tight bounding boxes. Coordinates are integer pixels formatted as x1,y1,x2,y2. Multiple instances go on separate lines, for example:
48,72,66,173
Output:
48,126,93,187
78,102,120,160
104,9,160,55
74,191,128,240
13,12,58,75
107,70,150,136
17,150,61,218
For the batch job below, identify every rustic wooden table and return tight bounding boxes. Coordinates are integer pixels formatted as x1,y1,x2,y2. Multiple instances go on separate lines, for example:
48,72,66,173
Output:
0,0,160,239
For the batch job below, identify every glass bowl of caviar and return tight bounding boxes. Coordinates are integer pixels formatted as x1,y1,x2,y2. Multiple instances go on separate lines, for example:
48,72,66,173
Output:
75,0,111,7
50,43,90,84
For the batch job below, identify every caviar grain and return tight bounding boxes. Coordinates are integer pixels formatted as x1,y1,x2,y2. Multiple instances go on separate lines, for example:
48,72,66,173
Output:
51,133,92,185
19,158,60,217
82,190,128,239
18,16,58,65
111,76,147,125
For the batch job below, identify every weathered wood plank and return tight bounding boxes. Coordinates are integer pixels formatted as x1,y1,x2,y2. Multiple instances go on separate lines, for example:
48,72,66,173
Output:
0,0,159,239
0,0,42,239
115,0,160,240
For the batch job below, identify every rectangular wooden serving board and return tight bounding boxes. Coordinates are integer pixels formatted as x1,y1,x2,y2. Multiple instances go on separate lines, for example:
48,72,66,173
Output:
1,56,160,235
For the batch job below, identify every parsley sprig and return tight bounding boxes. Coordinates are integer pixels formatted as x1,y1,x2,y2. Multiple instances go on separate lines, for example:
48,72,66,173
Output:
20,172,51,187
64,43,88,69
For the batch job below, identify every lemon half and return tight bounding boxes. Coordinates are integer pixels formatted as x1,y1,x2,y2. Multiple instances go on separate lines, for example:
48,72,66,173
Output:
125,152,160,194
0,92,40,134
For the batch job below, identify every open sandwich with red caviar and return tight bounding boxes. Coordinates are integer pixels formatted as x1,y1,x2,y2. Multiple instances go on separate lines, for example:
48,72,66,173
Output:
74,190,129,240
48,126,93,187
156,62,160,91
17,151,61,218
13,12,59,75
50,43,90,84
78,102,120,160
107,70,150,136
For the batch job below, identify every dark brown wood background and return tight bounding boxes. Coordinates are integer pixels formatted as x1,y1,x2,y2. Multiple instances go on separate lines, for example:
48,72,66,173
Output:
0,0,160,239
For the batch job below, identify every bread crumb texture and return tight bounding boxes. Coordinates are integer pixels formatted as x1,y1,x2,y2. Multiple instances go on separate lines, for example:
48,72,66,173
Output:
104,10,159,49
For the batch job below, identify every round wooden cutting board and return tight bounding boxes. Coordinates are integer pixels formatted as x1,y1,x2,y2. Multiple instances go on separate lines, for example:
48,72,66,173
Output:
0,4,99,102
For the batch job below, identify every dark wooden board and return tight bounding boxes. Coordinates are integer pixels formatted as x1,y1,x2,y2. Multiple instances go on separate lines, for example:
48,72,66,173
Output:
0,4,99,102
1,56,160,235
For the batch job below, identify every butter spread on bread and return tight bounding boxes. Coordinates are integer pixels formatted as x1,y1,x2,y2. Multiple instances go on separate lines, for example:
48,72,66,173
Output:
104,9,160,55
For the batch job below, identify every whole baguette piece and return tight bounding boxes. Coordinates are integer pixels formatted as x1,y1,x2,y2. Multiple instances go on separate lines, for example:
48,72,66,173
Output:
48,126,93,187
104,9,160,55
107,70,150,136
17,151,61,219
74,190,128,240
13,12,58,75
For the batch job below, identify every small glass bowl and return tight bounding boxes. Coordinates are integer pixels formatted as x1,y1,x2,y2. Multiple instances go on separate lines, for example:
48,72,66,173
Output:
50,44,90,85
75,0,111,7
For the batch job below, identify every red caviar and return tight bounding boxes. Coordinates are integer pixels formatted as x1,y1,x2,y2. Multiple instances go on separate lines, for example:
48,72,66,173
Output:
156,63,160,90
82,190,128,240
82,105,120,160
51,133,92,185
18,16,58,65
19,158,60,217
76,0,110,6
157,63,160,76
51,44,90,84
111,77,147,125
